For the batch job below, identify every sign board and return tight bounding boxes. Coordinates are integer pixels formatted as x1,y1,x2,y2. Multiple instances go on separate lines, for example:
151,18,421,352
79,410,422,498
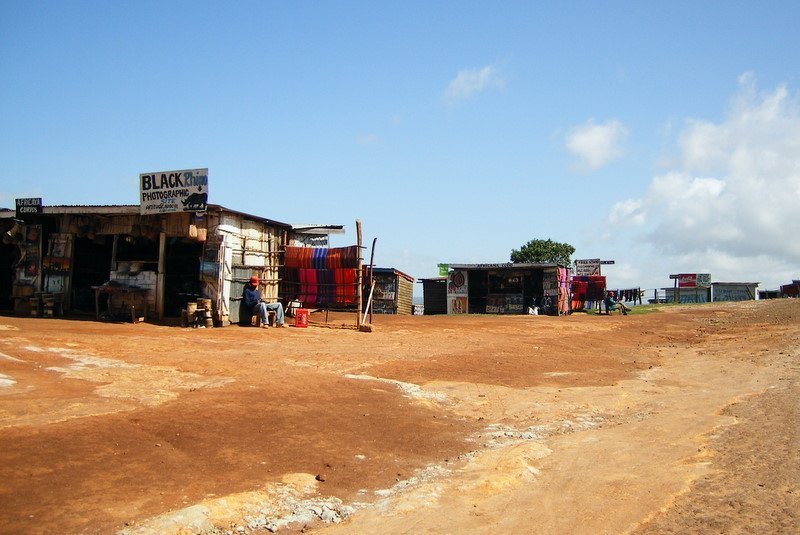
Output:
447,269,468,296
542,270,559,297
669,273,711,288
447,269,468,314
486,294,524,314
437,263,450,277
139,168,208,215
16,198,42,218
575,258,601,276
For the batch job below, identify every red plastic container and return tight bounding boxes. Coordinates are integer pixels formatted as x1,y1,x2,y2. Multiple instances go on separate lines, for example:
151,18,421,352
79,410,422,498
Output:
294,308,308,328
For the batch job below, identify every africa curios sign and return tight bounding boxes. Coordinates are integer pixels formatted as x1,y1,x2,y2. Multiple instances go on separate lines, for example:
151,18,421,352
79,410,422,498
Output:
15,198,42,218
139,168,209,215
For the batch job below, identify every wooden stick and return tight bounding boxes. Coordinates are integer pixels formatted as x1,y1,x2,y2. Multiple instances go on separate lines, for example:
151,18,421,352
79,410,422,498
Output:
362,279,376,326
356,219,362,328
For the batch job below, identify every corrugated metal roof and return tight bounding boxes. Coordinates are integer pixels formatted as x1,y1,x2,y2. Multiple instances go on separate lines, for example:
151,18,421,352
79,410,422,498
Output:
291,224,346,235
370,267,415,282
1,203,295,228
448,262,560,269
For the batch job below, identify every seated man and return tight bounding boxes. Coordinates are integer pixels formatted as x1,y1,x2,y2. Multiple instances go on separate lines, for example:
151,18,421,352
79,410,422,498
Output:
603,291,630,315
243,275,285,327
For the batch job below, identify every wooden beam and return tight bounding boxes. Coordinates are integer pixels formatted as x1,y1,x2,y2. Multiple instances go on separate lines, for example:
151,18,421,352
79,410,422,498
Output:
356,219,362,328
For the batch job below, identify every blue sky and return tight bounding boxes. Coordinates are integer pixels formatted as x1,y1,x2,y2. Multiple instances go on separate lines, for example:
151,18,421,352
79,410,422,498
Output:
2,1,799,294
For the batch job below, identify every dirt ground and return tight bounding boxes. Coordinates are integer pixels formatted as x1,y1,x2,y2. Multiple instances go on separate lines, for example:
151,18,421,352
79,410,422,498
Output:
0,300,797,534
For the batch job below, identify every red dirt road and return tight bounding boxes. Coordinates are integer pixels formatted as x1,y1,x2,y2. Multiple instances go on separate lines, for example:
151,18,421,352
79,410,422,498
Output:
0,301,797,534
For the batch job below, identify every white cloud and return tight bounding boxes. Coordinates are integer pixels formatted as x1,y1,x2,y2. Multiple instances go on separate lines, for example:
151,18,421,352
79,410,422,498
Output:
608,198,646,226
443,64,505,106
565,119,628,171
607,76,800,289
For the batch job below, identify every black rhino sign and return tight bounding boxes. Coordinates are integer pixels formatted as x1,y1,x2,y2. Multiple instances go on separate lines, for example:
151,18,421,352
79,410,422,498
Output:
139,168,209,215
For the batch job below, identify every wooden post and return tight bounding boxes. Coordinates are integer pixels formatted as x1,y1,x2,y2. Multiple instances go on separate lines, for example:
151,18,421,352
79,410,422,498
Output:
356,219,363,328
157,231,166,321
368,237,376,324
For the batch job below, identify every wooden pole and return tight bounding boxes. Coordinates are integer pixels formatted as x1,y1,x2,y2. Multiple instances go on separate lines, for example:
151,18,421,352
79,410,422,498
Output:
356,219,362,328
368,237,376,324
157,231,166,320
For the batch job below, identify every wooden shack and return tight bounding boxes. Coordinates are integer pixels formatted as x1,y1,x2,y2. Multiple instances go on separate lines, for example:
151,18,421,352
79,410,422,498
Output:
445,262,565,315
0,204,297,325
364,267,414,315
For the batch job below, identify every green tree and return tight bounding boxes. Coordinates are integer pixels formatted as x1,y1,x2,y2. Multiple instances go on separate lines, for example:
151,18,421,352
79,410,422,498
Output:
510,239,575,267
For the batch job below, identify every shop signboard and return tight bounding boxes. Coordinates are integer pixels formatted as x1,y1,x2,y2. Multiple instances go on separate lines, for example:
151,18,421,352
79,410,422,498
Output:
487,294,523,314
447,269,468,314
486,295,503,313
542,270,558,297
670,273,711,288
15,198,42,219
139,168,209,215
437,263,450,277
447,269,468,296
575,258,601,276
505,294,524,313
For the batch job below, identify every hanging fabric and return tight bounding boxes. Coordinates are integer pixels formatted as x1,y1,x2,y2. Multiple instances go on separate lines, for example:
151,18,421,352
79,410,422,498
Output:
284,246,360,306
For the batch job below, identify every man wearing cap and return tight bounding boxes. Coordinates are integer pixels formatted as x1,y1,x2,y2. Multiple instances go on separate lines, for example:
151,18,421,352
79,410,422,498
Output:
243,275,286,327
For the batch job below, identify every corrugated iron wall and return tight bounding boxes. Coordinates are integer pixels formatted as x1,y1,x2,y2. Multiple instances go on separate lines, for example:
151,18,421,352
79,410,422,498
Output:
396,275,414,315
217,212,283,325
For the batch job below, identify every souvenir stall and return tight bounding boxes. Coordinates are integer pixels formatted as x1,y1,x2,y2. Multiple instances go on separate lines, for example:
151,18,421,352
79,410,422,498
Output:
362,267,414,315
445,262,564,316
1,204,295,325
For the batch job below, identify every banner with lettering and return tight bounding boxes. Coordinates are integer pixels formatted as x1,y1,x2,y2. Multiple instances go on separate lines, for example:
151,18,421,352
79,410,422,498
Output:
574,258,601,276
16,198,42,218
139,168,209,215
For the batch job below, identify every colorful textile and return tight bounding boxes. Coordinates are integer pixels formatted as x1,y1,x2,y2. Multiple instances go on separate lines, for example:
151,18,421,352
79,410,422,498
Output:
283,246,362,307
570,275,606,310
285,245,359,269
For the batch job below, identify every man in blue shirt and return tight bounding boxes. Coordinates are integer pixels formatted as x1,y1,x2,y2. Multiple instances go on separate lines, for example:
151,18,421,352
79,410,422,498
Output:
243,275,285,327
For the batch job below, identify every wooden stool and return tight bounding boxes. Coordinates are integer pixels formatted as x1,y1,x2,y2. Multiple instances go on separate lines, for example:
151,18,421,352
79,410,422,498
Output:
251,310,276,327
